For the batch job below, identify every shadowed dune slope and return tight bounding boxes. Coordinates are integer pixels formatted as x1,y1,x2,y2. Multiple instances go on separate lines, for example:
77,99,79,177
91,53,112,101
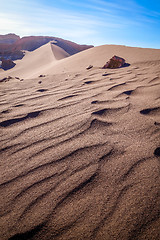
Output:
0,45,160,240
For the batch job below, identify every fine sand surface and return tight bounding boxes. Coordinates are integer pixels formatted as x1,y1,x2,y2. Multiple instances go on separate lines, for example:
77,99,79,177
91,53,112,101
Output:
0,44,160,240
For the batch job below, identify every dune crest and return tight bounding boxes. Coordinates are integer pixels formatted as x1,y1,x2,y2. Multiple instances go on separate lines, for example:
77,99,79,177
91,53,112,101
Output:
0,42,70,79
1,44,160,80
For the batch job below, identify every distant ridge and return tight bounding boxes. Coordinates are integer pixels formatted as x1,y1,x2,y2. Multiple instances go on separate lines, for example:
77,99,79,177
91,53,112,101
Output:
0,33,20,44
0,33,93,61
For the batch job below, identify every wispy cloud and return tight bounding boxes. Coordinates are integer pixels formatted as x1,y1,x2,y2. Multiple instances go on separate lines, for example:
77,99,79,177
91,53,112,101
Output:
60,0,160,24
0,0,96,41
0,0,159,47
0,0,127,42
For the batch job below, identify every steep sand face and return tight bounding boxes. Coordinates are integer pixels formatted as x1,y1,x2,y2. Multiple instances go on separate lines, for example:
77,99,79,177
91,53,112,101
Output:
0,45,160,240
0,42,70,79
50,42,70,60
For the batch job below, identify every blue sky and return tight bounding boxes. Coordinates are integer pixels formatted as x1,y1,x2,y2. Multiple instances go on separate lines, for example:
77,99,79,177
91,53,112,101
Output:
0,0,160,48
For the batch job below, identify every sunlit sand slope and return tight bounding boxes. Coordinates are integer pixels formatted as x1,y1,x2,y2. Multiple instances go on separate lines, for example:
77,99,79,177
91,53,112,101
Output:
0,42,70,79
0,45,160,240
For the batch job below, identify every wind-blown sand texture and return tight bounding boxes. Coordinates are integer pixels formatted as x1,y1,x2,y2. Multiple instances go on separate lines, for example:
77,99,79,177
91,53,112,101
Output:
0,44,160,240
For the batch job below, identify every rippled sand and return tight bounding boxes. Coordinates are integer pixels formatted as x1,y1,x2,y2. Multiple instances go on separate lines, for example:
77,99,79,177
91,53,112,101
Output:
0,44,160,240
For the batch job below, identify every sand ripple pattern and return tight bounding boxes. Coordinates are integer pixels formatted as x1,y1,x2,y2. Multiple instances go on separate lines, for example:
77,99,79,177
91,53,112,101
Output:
0,62,160,240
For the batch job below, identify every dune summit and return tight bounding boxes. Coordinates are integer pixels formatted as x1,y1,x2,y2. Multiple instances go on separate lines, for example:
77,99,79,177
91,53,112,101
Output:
0,43,160,240
0,34,93,61
0,41,71,79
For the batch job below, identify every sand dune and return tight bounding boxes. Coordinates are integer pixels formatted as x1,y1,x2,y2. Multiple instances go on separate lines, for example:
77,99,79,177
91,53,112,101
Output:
45,44,160,75
1,44,160,80
0,42,70,79
0,44,160,240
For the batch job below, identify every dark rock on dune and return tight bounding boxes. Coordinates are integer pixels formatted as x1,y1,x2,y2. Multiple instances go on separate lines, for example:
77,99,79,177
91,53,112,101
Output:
1,59,16,70
0,76,13,82
86,65,93,70
39,75,45,77
0,77,7,82
103,55,126,69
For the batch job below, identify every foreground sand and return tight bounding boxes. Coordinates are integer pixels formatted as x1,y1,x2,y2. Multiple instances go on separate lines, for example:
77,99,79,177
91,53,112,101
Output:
0,45,160,240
